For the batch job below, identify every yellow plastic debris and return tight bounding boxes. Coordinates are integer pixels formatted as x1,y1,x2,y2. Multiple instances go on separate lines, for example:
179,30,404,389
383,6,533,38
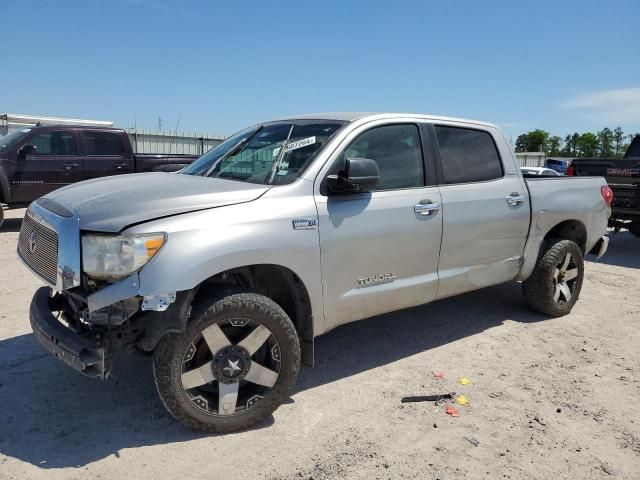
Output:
456,395,469,406
459,377,471,385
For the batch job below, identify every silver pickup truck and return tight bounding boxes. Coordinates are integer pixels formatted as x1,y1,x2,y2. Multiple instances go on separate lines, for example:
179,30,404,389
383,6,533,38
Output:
18,113,611,432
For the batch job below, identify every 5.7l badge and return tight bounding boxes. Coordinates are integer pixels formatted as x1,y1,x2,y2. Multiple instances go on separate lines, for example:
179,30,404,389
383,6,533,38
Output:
292,218,317,230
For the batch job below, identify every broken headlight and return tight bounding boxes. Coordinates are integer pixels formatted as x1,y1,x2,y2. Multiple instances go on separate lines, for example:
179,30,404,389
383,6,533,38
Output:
81,233,166,281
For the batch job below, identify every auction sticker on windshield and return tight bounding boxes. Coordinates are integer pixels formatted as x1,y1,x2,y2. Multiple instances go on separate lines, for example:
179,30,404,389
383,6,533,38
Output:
284,136,316,152
272,136,317,158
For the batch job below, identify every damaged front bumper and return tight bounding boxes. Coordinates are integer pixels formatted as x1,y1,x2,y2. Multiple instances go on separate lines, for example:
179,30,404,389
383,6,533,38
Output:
30,287,108,378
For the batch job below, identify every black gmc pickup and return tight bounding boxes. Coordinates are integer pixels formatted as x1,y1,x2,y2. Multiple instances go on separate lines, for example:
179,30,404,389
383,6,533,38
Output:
569,135,640,237
0,125,198,227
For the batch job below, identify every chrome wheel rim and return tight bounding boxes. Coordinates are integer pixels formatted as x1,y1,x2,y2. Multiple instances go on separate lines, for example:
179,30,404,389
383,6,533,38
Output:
553,253,579,304
180,319,281,416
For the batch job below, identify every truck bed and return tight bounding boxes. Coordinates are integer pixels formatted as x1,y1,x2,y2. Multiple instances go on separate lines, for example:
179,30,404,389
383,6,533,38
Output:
134,153,198,173
516,175,609,280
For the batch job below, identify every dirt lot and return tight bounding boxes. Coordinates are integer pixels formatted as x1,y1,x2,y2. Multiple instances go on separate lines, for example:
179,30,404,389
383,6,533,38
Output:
0,206,639,480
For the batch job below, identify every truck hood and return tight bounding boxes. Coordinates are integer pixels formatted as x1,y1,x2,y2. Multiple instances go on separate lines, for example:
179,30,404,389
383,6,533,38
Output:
44,172,271,232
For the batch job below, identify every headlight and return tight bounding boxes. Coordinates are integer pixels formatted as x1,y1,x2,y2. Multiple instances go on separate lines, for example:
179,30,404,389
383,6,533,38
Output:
82,233,166,281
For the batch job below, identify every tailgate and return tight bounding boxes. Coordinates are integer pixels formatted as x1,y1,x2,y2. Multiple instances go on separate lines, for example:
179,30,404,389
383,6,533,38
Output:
573,158,640,185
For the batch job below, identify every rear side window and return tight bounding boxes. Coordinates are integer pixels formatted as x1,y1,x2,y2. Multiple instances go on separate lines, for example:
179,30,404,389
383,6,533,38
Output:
434,126,503,184
84,131,124,156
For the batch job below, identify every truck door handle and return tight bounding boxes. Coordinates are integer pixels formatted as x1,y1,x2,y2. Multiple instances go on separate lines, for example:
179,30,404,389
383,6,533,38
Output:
414,200,441,216
64,162,79,170
506,193,526,206
114,161,128,170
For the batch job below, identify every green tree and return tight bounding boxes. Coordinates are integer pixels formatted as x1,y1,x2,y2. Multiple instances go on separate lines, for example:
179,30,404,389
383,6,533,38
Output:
597,127,614,157
613,127,625,157
562,133,579,156
515,129,549,152
548,136,562,156
575,133,599,157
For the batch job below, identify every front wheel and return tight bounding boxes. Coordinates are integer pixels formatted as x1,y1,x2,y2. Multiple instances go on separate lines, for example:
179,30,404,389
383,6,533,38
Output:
153,291,300,433
522,239,584,317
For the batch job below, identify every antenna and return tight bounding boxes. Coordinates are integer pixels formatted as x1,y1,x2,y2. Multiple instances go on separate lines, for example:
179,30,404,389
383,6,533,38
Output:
168,113,181,154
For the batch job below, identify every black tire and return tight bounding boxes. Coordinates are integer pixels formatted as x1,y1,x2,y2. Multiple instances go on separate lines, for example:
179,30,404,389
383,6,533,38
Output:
0,206,4,230
628,222,640,238
522,239,584,317
153,291,300,433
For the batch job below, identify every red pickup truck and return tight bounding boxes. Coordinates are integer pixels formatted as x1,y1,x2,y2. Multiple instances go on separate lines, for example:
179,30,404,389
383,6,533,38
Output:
0,125,199,227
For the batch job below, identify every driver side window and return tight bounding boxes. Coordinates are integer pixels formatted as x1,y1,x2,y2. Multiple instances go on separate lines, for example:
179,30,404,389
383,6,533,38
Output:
335,124,424,190
29,131,76,156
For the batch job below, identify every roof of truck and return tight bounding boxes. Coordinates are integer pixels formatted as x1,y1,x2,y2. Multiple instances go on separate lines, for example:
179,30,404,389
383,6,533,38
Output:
278,112,498,128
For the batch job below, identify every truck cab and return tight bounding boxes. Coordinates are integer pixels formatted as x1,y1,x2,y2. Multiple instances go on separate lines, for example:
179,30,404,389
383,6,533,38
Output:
0,126,138,204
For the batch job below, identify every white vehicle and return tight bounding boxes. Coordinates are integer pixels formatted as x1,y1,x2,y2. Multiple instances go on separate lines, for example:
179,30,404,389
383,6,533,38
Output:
521,167,561,176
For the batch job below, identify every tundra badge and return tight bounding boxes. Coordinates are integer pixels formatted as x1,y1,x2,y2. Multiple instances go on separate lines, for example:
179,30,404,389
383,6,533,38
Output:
358,273,397,287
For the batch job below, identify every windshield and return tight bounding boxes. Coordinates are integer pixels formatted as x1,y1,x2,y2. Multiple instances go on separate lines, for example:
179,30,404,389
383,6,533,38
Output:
181,121,345,184
0,128,32,152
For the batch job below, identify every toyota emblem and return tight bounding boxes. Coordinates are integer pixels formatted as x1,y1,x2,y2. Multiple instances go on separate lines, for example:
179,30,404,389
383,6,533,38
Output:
29,231,37,253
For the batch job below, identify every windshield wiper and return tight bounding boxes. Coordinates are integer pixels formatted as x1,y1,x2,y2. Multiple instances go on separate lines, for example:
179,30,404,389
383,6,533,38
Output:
203,125,264,177
267,125,294,184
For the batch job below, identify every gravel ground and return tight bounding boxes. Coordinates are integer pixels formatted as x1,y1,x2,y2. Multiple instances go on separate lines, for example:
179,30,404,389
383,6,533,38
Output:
1,206,639,480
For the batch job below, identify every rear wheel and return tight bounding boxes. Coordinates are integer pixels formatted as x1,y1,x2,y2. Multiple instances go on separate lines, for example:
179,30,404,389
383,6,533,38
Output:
522,239,584,317
153,291,300,433
0,206,4,229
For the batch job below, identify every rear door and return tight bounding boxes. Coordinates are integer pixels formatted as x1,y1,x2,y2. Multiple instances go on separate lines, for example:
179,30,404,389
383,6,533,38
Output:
315,120,443,331
431,124,530,298
80,130,134,180
11,129,81,202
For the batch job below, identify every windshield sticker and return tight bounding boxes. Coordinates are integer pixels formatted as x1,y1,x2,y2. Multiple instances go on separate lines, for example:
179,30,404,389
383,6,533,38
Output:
283,136,316,153
272,136,317,158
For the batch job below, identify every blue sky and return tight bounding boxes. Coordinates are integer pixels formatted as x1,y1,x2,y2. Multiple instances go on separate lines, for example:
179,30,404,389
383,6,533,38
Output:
2,0,639,141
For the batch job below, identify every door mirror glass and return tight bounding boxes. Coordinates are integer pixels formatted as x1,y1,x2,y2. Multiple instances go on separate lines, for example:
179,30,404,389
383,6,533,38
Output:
327,157,380,194
18,144,37,159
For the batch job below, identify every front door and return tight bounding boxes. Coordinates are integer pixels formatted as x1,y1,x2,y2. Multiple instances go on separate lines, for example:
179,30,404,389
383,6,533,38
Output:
11,129,81,202
315,122,443,331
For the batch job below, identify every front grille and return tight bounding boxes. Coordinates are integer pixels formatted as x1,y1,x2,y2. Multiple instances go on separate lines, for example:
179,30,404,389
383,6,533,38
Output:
18,213,59,285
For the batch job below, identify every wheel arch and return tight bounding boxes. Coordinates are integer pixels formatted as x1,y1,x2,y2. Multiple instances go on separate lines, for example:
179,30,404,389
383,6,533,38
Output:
138,263,315,367
517,218,588,281
543,219,588,253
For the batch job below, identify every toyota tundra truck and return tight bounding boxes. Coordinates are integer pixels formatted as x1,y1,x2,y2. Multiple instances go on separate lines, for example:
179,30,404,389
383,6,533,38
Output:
18,113,611,432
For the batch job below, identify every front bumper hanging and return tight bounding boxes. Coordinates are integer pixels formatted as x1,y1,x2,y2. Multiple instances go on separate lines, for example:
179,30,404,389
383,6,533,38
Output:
29,287,108,378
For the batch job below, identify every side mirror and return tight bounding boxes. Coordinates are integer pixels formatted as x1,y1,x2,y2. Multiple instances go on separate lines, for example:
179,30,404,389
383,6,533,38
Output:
327,157,380,194
18,144,37,159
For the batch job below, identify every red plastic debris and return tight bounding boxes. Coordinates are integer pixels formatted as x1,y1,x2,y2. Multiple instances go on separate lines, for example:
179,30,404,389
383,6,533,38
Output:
432,370,446,379
445,404,459,417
